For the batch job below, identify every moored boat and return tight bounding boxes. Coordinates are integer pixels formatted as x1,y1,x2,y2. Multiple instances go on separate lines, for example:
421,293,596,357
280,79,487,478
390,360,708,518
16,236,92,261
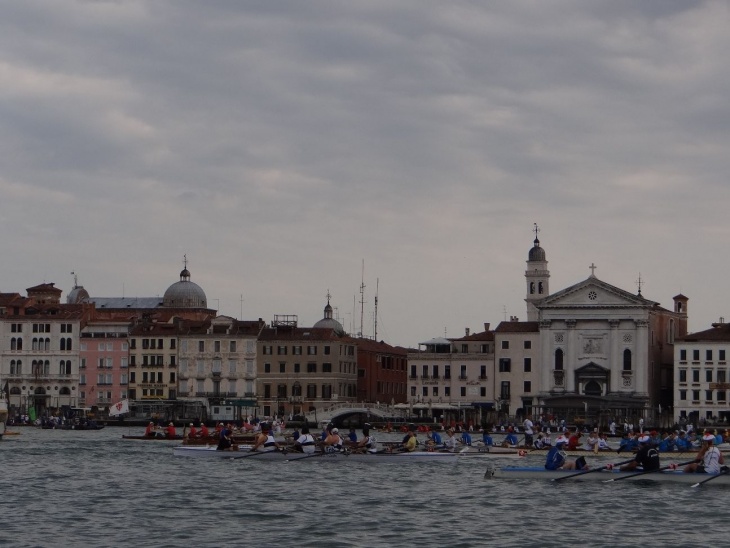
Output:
485,465,730,485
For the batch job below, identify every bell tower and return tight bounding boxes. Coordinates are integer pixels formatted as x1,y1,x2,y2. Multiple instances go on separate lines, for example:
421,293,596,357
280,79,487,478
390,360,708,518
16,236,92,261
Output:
525,223,549,321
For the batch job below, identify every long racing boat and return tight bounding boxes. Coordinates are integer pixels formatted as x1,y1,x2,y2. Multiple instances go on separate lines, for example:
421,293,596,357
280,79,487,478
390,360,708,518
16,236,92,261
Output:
485,465,730,485
173,445,464,461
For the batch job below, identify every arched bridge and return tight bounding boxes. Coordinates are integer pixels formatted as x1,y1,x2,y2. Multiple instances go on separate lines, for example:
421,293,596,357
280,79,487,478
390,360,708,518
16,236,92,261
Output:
304,402,408,425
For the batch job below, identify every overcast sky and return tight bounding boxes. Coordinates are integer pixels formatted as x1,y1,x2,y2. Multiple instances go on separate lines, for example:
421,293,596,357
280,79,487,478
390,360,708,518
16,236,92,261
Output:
2,1,729,348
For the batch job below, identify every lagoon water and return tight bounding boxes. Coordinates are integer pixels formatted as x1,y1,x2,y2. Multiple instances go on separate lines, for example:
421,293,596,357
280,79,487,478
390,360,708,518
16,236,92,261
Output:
1,427,725,548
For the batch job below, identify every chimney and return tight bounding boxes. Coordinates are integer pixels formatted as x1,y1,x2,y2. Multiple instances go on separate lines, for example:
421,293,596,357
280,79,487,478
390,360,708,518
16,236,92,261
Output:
484,323,490,331
465,328,470,336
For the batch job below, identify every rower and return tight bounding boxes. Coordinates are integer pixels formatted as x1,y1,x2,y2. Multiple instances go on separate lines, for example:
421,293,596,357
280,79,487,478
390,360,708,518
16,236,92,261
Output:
252,423,280,452
684,432,725,474
324,427,344,452
402,430,418,452
544,441,588,471
294,425,316,454
356,424,378,454
620,434,659,472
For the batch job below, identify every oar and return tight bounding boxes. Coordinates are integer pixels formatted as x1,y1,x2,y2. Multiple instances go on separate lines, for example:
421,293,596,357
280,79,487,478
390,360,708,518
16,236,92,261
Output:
286,451,325,462
552,458,635,482
691,468,730,488
603,460,696,483
236,448,284,459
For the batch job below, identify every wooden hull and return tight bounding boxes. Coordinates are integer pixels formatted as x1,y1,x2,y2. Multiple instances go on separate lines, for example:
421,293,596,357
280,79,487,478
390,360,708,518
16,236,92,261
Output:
486,465,730,485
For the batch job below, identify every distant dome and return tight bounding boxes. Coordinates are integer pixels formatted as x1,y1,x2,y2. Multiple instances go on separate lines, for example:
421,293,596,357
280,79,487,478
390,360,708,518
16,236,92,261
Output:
67,286,90,304
163,265,207,308
528,238,546,262
313,295,344,333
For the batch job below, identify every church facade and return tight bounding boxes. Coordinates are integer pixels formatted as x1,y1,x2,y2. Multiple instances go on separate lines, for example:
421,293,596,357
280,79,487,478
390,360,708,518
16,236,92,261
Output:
525,233,687,425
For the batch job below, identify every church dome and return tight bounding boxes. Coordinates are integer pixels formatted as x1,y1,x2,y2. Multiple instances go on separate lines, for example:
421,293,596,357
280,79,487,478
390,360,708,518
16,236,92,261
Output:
313,295,344,333
528,238,546,262
163,264,207,308
66,285,90,304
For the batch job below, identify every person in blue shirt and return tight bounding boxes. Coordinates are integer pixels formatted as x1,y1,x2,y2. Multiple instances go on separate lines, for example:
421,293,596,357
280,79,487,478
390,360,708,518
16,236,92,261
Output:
482,431,494,447
427,428,442,447
658,432,677,452
545,442,589,471
675,431,692,451
504,429,519,446
461,431,472,446
348,427,358,444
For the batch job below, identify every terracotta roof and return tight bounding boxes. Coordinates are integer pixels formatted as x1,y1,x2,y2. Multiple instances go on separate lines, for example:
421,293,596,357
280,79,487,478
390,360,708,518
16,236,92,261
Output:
451,330,494,342
495,321,539,333
350,337,408,355
678,323,730,342
258,326,345,342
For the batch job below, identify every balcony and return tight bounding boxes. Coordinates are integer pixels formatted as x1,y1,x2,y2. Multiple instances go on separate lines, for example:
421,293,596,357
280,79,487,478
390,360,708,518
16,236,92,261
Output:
459,375,468,381
421,374,430,380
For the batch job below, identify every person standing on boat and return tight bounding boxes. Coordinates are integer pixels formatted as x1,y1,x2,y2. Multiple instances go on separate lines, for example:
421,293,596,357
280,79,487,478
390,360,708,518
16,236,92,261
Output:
684,432,724,474
294,425,316,454
620,435,660,472
523,415,535,447
252,423,280,452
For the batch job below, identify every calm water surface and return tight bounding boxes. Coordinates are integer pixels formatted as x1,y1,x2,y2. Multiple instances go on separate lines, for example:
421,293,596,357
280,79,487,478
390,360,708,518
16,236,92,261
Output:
1,427,725,547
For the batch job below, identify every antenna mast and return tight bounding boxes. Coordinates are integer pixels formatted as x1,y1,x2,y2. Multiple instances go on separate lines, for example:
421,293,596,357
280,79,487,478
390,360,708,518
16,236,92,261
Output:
373,278,379,341
359,260,366,338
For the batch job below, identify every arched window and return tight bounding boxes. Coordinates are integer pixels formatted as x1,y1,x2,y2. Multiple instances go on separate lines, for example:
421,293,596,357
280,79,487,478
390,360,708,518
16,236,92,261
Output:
11,338,16,351
623,349,632,371
32,338,38,351
45,338,50,351
59,387,71,395
43,360,50,376
10,360,17,375
17,338,22,351
584,380,602,396
60,338,66,351
538,282,544,294
10,387,21,395
529,282,535,294
66,338,72,351
555,348,564,371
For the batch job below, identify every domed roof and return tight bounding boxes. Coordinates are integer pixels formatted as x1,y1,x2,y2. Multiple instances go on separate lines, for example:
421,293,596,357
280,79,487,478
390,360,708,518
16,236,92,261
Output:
163,261,207,308
66,285,90,304
528,238,546,262
313,293,344,333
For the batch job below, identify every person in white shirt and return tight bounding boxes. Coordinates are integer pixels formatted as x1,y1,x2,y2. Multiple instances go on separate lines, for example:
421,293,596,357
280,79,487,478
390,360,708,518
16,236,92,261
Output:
523,416,535,447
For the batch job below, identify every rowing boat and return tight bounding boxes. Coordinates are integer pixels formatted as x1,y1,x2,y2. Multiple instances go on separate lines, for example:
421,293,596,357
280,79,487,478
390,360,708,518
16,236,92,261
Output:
172,445,462,461
485,465,730,485
473,446,725,459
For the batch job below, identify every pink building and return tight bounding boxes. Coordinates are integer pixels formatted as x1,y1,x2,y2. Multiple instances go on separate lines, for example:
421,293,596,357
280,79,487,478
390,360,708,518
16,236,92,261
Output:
79,321,130,409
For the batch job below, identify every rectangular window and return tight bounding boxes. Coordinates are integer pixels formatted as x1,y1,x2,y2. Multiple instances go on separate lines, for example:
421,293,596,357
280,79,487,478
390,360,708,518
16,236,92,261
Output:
706,370,713,383
410,365,417,379
264,363,271,373
432,386,438,397
229,341,236,352
460,386,466,397
422,386,428,397
198,341,205,352
444,365,451,380
524,340,531,350
679,389,686,401
445,386,451,397
461,344,468,353
294,363,300,374
692,390,700,401
501,340,509,350
706,390,713,401
307,363,317,373
680,349,687,361
229,360,236,374
263,346,273,355
718,370,727,383
721,350,727,361
277,346,287,355
323,363,332,373
433,365,439,379
499,358,511,373
706,349,713,361
460,365,467,380
692,370,700,383
524,381,532,393
480,365,486,379
307,346,317,355
279,363,286,373
679,370,687,383
693,349,700,361
307,385,318,399
718,390,727,401
293,346,302,355
324,346,331,355
214,341,221,353
500,381,510,400
524,358,531,372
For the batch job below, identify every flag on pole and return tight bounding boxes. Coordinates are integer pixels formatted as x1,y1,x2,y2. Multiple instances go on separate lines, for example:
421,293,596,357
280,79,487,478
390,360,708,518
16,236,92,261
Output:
109,399,129,417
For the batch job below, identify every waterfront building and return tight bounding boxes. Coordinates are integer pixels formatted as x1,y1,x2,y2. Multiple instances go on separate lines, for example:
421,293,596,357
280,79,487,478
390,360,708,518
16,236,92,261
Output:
526,236,687,424
407,326,494,421
177,315,264,419
256,309,357,419
493,320,540,418
0,284,93,416
354,336,408,404
674,320,730,425
79,320,130,408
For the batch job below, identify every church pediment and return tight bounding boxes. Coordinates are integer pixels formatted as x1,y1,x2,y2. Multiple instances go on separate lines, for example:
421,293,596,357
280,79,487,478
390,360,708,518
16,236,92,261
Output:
575,362,609,374
536,277,657,309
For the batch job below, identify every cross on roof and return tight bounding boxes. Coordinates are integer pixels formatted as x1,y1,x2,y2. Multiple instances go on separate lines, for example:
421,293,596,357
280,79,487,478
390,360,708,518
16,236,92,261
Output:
533,223,540,239
589,263,597,276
